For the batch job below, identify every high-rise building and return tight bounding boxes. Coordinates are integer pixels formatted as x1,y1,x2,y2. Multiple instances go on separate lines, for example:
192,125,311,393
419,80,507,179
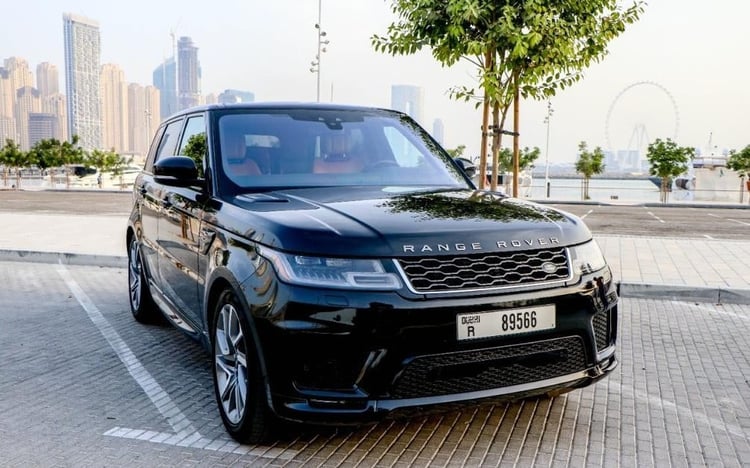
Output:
100,63,128,152
0,117,16,146
432,118,445,146
28,113,57,147
15,86,41,150
127,83,160,156
153,57,177,119
4,57,33,95
391,85,424,126
218,89,255,104
63,13,102,150
36,62,59,97
177,36,200,110
4,57,34,146
42,93,68,142
0,67,13,120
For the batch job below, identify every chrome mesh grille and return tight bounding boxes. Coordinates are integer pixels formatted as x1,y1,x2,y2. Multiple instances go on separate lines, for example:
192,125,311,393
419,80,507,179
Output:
397,247,570,293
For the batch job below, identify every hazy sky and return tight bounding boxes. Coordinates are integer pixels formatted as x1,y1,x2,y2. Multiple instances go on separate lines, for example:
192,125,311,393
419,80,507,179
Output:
3,0,749,163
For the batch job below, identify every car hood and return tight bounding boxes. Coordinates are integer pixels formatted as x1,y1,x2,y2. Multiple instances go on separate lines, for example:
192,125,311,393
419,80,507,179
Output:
221,187,591,257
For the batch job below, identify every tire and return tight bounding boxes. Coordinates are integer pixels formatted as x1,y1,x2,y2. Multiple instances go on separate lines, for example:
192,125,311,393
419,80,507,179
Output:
212,289,275,444
127,236,160,323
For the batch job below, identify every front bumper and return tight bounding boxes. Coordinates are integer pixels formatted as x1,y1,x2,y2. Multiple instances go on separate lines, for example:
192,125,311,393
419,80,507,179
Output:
240,266,619,424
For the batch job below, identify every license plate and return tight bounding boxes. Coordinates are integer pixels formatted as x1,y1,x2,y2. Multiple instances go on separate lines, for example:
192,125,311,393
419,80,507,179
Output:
456,305,556,341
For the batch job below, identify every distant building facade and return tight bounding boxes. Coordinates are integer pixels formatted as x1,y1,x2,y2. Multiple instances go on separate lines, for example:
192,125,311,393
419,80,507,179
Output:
28,113,57,147
177,36,200,110
36,62,59,97
391,85,424,126
63,13,102,150
127,83,160,156
153,57,177,119
432,118,445,146
100,63,128,153
15,86,41,150
218,89,255,104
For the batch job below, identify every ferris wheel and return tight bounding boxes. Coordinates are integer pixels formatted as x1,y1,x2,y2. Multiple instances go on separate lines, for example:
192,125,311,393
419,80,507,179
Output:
604,81,680,152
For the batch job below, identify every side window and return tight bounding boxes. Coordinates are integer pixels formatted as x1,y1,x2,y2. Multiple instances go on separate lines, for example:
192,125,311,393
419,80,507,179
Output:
178,115,206,177
382,126,425,168
144,125,166,172
154,119,184,163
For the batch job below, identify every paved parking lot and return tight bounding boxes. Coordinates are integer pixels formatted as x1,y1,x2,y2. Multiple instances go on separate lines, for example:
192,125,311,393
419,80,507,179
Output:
1,261,748,467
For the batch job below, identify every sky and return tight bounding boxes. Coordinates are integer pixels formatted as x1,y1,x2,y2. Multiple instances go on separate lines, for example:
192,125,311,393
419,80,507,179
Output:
3,0,750,164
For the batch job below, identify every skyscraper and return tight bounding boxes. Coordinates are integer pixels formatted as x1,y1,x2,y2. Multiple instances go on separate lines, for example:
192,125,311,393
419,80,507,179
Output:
153,57,177,119
63,13,102,150
391,85,424,126
0,68,14,143
177,36,200,110
100,63,128,153
128,83,160,157
15,86,40,150
36,62,59,97
28,113,57,147
432,118,445,146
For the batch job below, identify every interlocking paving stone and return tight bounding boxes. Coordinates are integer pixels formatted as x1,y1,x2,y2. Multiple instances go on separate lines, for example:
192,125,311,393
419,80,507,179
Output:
1,261,749,466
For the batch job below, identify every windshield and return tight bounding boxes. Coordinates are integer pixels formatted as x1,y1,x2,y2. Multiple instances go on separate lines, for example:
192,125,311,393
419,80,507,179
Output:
215,108,470,195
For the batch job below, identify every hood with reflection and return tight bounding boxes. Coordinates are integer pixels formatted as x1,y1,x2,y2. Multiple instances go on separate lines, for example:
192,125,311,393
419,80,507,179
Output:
379,190,567,223
216,186,589,257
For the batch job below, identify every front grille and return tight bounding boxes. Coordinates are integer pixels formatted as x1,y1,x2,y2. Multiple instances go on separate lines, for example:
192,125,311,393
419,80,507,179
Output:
592,310,610,351
397,247,570,293
390,336,586,399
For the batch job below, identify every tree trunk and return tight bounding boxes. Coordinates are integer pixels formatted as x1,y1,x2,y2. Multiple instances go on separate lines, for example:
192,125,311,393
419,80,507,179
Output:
512,75,520,198
477,50,493,191
490,102,500,192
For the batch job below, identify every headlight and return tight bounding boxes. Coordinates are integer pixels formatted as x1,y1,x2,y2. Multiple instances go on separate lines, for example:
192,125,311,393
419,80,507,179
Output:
569,240,607,275
261,247,401,290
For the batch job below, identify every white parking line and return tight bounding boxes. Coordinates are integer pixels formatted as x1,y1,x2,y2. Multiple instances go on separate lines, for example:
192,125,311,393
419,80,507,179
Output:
647,211,665,223
581,209,593,219
55,263,297,459
703,234,715,240
728,218,750,227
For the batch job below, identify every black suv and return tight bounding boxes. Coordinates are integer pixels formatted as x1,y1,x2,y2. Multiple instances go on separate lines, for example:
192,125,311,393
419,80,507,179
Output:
126,103,618,443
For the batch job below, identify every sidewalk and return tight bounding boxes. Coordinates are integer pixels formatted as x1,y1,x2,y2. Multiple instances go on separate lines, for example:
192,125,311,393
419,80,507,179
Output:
1,211,749,303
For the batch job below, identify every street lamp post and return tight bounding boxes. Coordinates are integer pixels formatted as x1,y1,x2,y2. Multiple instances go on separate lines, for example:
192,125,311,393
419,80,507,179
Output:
543,101,553,198
309,0,329,102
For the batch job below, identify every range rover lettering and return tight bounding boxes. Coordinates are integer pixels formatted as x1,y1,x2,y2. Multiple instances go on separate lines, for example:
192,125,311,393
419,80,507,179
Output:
126,103,618,443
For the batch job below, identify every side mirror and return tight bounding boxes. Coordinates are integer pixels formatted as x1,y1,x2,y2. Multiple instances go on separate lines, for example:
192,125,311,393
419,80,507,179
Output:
154,156,200,187
454,157,477,178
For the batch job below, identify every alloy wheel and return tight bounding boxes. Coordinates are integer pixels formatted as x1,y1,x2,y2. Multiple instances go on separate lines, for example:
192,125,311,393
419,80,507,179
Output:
214,303,248,425
128,240,142,311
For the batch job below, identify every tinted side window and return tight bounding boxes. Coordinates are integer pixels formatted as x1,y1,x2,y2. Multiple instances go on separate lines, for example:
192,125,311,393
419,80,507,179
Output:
178,115,206,177
144,125,166,172
154,119,184,163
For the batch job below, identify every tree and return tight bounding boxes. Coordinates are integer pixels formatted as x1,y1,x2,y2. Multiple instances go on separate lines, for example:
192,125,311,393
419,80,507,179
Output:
0,139,33,189
575,141,605,200
445,144,466,159
181,132,207,178
646,138,694,203
727,145,750,179
497,146,540,172
29,136,85,188
373,0,644,196
86,149,129,188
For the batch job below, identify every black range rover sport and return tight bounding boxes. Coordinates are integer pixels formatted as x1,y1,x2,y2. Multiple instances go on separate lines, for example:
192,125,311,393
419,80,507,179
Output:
126,103,618,443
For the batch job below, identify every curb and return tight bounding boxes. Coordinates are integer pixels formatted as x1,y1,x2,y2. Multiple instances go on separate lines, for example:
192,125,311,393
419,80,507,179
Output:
0,249,126,269
618,282,750,305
